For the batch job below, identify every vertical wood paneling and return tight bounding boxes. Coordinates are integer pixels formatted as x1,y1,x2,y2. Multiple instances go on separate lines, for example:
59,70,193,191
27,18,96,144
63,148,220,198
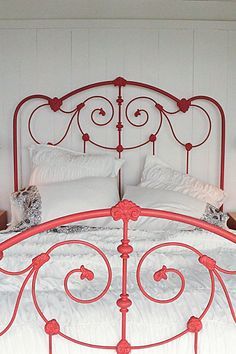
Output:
35,29,72,142
0,29,37,212
193,30,228,187
157,29,194,172
225,31,236,210
19,29,72,190
0,22,235,215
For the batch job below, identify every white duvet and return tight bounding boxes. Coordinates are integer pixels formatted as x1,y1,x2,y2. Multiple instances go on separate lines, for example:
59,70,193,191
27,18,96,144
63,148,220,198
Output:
0,226,235,354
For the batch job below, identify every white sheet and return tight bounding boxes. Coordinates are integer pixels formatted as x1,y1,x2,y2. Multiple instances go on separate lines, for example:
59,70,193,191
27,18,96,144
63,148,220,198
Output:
0,227,235,354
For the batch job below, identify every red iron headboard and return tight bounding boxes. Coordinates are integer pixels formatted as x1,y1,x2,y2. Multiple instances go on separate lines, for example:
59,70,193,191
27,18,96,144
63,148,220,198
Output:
13,77,226,196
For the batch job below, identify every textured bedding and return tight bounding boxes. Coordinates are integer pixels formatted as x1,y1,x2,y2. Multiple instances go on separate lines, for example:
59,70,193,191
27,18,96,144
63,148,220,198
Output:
0,226,235,354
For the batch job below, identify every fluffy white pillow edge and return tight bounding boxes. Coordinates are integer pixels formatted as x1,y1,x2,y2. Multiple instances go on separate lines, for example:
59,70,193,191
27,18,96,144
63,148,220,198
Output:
141,155,227,208
28,144,125,185
123,185,207,231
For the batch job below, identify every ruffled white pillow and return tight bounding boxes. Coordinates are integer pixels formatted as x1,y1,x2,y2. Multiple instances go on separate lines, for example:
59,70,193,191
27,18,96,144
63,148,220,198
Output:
29,144,124,185
140,156,226,208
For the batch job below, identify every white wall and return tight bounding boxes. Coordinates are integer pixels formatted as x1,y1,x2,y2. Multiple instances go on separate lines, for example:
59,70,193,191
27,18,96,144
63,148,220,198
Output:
0,20,236,217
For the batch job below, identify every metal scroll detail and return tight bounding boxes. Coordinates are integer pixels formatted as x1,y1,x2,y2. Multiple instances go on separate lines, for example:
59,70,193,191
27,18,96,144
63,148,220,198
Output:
0,240,114,353
76,95,115,152
13,77,226,193
0,202,235,353
136,242,236,353
26,81,214,166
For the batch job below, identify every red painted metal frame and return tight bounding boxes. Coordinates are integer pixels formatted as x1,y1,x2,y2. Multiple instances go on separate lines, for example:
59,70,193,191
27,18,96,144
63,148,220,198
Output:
6,77,231,353
0,201,235,354
13,77,226,198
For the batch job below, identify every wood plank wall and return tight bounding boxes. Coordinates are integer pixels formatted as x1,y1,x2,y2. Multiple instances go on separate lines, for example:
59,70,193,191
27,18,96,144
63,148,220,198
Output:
0,20,235,214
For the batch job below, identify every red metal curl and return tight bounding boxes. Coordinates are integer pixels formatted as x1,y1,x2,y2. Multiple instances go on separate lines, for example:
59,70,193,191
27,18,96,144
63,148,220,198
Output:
28,104,78,146
80,95,114,127
125,96,159,128
137,261,185,304
90,107,112,127
0,263,32,276
30,239,115,351
163,104,212,149
76,96,115,151
28,103,49,144
134,241,218,353
136,242,217,311
0,268,35,337
122,96,163,151
30,240,113,305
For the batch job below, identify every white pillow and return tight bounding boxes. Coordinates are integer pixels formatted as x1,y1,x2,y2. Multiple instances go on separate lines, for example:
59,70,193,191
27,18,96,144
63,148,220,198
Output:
7,177,120,232
29,144,124,185
123,185,207,231
140,155,226,208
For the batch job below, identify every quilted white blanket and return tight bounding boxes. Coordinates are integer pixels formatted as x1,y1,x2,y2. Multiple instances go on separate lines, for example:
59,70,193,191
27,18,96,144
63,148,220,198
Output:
0,227,235,354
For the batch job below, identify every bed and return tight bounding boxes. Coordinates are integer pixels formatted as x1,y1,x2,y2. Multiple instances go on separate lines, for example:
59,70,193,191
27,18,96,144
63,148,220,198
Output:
0,77,235,354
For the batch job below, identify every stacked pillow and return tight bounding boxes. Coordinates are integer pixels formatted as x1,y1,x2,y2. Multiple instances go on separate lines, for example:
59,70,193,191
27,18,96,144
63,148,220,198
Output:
9,177,120,232
140,156,226,209
6,145,124,232
6,148,228,233
123,186,207,231
28,144,124,185
123,155,228,231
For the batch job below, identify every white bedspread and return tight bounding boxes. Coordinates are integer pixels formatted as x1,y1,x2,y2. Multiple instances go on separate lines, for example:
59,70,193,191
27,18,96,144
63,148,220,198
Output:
0,226,235,354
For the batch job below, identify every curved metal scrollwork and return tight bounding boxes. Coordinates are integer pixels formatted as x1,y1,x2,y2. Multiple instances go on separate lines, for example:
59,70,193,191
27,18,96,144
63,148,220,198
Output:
0,202,235,354
27,95,213,153
135,241,236,352
125,96,158,128
79,95,115,127
28,103,78,146
32,239,112,319
0,238,114,351
76,95,116,151
163,104,212,148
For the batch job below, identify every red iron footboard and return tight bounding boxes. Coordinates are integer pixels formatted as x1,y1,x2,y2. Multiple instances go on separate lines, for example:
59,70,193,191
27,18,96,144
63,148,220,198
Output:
0,200,235,354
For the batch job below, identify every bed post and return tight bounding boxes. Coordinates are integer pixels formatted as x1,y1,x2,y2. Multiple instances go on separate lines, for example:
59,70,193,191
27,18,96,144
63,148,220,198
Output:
111,200,141,353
